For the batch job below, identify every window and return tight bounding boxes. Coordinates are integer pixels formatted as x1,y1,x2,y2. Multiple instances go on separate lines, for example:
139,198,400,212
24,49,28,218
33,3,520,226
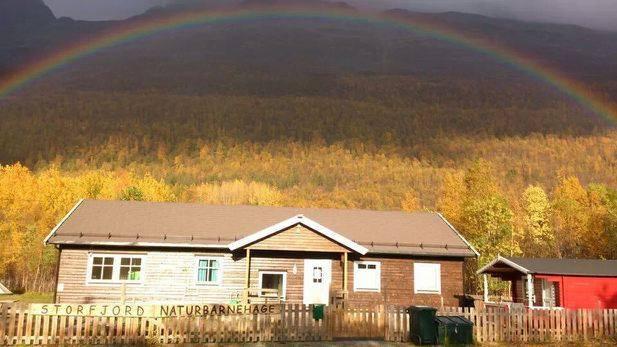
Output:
196,258,221,284
88,254,144,283
354,261,381,292
119,257,142,281
259,271,287,299
313,266,323,283
91,256,114,280
414,263,441,294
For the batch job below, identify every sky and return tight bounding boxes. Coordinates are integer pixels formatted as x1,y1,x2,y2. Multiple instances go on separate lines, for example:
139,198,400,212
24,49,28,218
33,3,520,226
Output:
42,0,617,31
350,0,617,31
43,0,170,20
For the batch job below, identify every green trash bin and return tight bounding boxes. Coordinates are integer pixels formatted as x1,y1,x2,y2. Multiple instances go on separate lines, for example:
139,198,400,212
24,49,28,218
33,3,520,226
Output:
312,304,325,320
408,306,437,345
435,316,474,345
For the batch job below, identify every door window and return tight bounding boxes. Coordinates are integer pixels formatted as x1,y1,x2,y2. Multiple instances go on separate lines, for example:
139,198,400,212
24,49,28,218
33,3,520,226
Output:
313,266,323,283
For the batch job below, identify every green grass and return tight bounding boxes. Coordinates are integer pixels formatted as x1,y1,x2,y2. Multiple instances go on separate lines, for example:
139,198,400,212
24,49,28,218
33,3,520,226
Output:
0,292,53,303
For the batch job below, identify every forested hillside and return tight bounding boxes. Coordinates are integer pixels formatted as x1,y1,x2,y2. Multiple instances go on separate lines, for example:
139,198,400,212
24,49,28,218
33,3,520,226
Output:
0,0,615,293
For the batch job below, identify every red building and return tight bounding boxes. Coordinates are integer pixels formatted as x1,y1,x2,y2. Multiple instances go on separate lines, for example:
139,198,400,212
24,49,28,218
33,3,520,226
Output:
479,256,617,309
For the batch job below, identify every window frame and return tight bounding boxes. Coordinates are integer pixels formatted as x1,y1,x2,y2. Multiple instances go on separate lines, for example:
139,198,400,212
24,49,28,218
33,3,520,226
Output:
195,257,223,285
413,262,441,294
86,253,145,285
353,261,381,292
258,271,287,300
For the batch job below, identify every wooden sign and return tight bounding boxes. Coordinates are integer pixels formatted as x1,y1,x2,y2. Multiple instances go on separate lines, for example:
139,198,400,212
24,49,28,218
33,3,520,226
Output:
31,304,280,317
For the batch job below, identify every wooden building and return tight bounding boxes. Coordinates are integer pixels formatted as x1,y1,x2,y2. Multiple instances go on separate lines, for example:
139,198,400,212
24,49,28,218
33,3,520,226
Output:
479,256,617,309
45,200,478,306
0,282,11,295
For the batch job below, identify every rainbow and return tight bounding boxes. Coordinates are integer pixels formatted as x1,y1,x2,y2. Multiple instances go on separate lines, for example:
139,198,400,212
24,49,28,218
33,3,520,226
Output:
0,5,615,124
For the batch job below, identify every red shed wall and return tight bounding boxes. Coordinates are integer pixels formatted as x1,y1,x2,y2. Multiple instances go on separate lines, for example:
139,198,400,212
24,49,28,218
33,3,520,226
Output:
537,274,617,309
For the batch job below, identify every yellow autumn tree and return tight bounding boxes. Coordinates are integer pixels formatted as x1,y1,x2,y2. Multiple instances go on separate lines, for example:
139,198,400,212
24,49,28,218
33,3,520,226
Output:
520,185,555,256
186,180,282,206
585,184,613,258
436,171,466,226
401,189,421,212
0,164,38,277
552,175,589,258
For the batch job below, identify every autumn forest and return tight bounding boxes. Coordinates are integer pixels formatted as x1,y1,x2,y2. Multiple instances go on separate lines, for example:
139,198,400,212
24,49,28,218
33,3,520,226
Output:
0,0,616,293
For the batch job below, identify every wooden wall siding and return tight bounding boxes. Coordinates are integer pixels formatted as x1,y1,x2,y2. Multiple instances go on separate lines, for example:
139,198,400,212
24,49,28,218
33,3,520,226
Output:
511,277,544,306
513,277,525,303
246,225,349,253
345,257,464,307
56,248,464,307
247,253,343,304
245,254,464,306
56,249,246,304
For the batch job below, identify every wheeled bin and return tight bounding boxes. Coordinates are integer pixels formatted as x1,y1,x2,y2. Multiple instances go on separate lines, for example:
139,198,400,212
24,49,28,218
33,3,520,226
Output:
312,304,325,320
408,306,437,345
435,315,474,345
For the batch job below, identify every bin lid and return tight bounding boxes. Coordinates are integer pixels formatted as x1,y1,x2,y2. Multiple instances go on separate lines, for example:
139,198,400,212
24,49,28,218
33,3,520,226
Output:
435,315,473,326
410,306,437,312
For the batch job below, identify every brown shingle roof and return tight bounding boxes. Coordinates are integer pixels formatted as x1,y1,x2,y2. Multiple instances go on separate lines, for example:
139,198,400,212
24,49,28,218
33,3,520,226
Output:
46,199,477,257
504,257,617,277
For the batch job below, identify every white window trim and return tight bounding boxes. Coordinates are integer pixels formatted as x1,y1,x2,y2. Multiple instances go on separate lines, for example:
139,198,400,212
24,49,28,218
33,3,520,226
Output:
414,262,441,294
258,271,287,300
195,256,223,285
353,261,381,292
86,253,145,285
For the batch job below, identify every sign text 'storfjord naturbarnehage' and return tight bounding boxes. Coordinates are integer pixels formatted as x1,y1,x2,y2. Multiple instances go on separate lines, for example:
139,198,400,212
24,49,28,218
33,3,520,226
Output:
32,304,279,317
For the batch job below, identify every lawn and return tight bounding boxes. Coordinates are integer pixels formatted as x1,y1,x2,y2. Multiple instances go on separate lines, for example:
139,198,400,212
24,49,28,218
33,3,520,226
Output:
0,292,53,303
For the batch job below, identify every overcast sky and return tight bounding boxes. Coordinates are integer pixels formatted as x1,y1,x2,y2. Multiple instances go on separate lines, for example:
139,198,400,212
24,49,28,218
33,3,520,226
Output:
43,0,617,30
43,0,170,20
351,0,617,31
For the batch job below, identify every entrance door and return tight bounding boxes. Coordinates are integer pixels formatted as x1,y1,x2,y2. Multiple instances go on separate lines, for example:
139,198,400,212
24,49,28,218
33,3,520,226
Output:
303,259,332,305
